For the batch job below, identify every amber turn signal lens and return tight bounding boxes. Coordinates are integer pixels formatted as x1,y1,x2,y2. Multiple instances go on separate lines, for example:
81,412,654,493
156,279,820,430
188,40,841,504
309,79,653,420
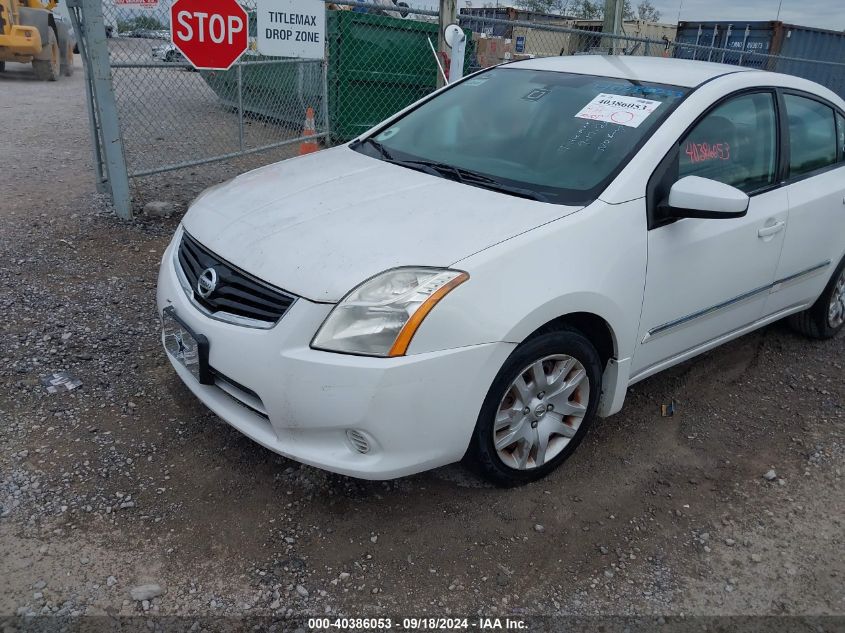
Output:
387,272,469,357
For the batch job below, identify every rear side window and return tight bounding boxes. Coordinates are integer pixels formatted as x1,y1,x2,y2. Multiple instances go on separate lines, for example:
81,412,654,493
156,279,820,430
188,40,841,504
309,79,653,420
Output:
678,92,777,194
784,94,837,177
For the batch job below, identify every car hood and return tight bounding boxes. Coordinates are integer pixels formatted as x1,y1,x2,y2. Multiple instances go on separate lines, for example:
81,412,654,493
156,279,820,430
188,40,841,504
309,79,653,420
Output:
182,146,582,303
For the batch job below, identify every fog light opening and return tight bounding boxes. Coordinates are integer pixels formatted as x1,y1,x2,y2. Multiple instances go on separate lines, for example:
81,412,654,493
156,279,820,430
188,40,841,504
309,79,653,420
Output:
346,429,370,454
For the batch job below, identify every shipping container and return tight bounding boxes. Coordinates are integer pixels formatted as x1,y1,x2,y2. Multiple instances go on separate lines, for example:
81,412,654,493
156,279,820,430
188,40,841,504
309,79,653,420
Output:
674,21,845,100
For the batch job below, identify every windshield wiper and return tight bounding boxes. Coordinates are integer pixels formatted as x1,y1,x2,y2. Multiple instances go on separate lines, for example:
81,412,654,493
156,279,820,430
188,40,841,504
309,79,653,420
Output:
394,160,548,202
458,177,549,203
358,142,548,202
358,137,394,161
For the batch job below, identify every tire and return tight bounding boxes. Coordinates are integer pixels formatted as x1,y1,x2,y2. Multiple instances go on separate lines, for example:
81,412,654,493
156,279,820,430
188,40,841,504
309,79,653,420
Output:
465,329,603,486
33,28,60,81
788,256,845,339
62,42,74,77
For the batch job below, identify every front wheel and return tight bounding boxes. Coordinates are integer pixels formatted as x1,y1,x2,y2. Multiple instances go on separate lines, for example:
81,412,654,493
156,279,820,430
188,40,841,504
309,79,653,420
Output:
33,28,60,81
465,330,602,486
62,42,74,77
788,257,845,339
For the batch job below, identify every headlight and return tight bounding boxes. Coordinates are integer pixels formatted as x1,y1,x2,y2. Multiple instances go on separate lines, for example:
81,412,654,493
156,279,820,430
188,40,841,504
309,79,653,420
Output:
312,268,469,357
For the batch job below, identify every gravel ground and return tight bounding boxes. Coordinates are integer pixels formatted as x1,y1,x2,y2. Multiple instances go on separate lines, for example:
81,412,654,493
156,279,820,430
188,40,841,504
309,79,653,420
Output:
1,56,844,626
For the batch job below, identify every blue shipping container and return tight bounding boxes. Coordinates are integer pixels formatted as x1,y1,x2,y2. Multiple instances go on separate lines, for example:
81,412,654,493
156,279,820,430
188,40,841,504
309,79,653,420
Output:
674,21,845,101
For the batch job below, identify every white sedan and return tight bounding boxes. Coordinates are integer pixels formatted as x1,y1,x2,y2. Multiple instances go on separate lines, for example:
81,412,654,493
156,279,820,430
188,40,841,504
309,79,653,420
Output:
157,56,845,485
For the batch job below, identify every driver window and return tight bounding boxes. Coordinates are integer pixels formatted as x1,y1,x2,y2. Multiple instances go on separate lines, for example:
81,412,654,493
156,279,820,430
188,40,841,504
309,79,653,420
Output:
678,93,777,194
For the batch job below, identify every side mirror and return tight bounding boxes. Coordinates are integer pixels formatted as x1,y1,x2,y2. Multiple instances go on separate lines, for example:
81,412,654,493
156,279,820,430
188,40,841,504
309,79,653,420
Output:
661,176,749,220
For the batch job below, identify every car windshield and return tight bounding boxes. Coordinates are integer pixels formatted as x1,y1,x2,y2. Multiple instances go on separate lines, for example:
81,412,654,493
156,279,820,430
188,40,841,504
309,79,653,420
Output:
352,68,689,205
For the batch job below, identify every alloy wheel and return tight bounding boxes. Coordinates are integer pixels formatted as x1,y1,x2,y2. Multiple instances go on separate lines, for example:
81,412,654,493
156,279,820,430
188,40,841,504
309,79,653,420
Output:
494,354,590,470
829,268,845,329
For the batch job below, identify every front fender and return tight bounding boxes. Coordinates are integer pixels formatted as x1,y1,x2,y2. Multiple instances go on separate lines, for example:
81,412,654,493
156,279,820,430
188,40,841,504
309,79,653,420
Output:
407,199,648,363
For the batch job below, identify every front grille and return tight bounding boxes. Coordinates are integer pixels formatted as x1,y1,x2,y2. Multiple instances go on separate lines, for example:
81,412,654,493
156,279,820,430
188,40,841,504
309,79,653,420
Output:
177,231,296,325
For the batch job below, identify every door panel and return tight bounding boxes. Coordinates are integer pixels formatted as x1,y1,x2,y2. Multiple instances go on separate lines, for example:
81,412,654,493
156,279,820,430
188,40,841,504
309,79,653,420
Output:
632,90,786,377
632,188,788,375
766,168,845,313
764,94,845,315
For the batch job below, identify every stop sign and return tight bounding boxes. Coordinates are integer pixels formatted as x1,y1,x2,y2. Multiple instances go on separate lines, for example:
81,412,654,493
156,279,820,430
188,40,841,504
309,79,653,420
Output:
171,0,249,71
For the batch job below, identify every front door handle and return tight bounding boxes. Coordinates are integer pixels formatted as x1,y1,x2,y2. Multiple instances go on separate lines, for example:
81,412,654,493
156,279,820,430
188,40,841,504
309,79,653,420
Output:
758,220,786,238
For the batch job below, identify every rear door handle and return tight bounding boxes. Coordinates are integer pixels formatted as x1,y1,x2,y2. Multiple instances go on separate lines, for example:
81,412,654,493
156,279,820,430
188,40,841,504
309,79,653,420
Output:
758,220,786,238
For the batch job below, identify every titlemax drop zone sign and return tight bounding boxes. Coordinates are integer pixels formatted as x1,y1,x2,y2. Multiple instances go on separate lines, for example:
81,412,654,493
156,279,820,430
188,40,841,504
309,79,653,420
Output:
257,0,326,59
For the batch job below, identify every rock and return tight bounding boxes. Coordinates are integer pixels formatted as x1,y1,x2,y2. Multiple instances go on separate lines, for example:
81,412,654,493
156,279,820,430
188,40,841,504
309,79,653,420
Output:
370,535,378,543
763,469,777,481
295,585,308,598
143,201,176,218
724,538,736,547
130,584,163,601
33,580,47,590
107,576,118,587
338,573,350,582
751,553,763,563
534,524,545,533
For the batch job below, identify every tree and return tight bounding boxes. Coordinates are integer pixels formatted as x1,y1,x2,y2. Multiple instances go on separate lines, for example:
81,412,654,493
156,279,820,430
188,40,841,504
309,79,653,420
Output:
517,0,659,20
517,0,578,15
569,0,602,18
635,0,661,21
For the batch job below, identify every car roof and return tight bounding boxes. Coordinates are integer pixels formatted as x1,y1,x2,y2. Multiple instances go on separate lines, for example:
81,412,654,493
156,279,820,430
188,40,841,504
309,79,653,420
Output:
507,55,757,88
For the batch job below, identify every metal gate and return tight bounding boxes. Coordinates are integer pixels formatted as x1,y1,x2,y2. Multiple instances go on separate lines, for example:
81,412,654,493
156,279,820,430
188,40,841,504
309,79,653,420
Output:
67,0,329,219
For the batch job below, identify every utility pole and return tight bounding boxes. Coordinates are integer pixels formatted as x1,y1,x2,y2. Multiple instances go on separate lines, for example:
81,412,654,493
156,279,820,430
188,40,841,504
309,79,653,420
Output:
601,0,623,54
438,0,457,88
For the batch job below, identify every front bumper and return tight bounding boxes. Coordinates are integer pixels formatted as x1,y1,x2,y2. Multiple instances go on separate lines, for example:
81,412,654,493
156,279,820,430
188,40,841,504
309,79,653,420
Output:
156,232,514,479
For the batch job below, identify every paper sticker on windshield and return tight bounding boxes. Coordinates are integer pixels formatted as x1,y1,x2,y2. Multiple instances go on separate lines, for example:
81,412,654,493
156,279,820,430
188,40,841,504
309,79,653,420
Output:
574,93,662,128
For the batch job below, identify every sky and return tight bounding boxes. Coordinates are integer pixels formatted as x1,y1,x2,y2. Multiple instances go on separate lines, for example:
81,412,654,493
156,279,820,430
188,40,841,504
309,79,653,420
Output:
647,0,845,31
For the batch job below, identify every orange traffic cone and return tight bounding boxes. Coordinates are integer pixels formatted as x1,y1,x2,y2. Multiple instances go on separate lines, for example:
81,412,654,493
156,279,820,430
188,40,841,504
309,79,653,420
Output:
298,107,320,155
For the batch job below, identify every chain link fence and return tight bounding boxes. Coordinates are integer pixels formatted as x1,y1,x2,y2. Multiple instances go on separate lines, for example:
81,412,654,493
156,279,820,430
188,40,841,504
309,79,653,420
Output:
70,0,845,218
101,0,327,180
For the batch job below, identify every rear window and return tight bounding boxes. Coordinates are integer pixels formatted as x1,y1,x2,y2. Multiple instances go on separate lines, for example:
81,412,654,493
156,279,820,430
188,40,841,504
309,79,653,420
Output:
353,68,689,204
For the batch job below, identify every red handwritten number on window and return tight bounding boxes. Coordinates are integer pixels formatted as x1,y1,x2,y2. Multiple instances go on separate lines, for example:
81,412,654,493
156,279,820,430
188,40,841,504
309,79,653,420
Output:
685,141,731,164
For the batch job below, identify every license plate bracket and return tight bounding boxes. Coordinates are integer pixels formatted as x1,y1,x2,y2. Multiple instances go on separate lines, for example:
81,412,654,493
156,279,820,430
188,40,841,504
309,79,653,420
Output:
162,306,213,385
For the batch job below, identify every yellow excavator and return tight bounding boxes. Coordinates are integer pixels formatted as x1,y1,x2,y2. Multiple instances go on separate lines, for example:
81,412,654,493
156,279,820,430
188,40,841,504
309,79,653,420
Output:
0,0,74,80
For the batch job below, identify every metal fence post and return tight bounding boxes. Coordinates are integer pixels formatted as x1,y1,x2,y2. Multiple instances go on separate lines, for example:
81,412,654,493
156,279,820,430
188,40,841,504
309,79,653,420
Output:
68,0,132,220
237,62,245,152
321,58,331,146
67,1,106,194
